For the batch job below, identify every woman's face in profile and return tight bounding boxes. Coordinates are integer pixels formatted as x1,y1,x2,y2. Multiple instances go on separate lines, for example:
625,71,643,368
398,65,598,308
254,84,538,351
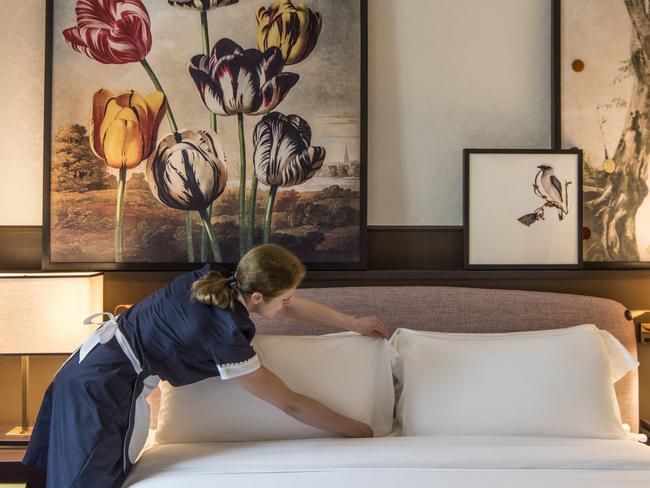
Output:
251,287,296,318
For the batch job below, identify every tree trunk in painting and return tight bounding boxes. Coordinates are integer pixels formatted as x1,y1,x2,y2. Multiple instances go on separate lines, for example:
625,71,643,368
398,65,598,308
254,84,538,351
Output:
584,1,650,261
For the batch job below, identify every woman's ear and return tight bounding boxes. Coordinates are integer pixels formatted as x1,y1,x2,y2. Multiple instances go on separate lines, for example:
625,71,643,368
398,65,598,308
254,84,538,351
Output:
250,291,264,305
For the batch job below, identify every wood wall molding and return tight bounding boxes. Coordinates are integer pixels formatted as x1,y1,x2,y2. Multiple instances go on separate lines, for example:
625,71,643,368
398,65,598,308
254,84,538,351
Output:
0,226,42,270
0,225,467,272
5,225,650,279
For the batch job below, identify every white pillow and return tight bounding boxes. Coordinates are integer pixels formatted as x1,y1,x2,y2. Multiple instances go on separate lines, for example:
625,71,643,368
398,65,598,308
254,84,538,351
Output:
155,332,394,443
390,324,638,439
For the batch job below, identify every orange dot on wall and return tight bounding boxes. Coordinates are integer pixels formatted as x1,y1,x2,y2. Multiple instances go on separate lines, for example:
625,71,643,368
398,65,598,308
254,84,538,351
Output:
572,59,585,72
583,227,591,240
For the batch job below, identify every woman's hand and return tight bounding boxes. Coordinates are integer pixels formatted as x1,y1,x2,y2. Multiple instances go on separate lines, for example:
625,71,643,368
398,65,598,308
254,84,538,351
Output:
279,298,389,339
344,420,374,438
350,315,389,339
237,366,376,438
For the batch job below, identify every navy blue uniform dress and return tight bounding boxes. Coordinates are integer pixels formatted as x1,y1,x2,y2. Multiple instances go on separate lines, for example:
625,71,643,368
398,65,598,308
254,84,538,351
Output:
23,263,260,488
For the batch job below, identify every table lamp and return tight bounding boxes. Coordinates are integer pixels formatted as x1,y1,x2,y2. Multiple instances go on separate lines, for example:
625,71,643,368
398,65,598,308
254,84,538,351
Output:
0,272,103,437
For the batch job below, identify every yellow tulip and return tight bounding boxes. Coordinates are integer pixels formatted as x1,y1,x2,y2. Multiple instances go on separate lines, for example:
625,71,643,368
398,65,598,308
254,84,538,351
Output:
256,0,322,65
90,89,166,169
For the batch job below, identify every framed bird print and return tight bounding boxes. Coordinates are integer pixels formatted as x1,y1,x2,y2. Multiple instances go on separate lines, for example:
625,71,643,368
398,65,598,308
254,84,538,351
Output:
463,149,583,269
43,0,367,271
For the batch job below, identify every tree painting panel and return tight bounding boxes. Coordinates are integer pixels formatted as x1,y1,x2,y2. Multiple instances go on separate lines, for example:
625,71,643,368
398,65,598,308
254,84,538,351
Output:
46,0,364,268
561,0,650,263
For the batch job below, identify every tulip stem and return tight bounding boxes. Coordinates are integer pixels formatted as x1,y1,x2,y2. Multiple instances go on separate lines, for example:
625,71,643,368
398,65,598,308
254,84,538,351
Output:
238,112,247,256
185,212,195,263
263,185,278,244
199,11,217,133
200,10,217,262
115,167,127,262
200,207,212,261
199,208,222,262
140,58,179,134
248,173,259,251
140,57,194,261
200,11,210,60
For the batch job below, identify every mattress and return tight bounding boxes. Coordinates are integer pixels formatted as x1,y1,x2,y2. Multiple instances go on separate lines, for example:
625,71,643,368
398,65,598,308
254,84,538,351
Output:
123,434,650,487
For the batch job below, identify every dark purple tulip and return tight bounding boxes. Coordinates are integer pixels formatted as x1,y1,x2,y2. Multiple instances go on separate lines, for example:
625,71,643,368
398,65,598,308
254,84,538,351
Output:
189,38,299,116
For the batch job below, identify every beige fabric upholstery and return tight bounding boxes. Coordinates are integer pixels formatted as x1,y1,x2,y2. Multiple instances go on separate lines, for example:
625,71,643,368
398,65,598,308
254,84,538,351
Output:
148,286,639,432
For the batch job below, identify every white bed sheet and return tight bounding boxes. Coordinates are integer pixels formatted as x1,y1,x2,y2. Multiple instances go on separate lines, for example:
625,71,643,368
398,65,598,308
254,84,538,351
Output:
123,434,650,487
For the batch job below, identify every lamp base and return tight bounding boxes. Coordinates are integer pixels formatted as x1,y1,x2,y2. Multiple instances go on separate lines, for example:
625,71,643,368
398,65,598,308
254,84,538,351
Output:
5,425,33,436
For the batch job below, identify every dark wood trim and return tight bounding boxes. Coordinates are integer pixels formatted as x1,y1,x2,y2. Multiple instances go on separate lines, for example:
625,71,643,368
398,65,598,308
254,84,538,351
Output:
367,226,463,269
99,267,650,283
0,227,42,271
10,225,650,273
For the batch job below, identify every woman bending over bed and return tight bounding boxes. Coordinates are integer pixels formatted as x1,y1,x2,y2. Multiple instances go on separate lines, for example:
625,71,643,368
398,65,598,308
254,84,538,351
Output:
23,243,388,488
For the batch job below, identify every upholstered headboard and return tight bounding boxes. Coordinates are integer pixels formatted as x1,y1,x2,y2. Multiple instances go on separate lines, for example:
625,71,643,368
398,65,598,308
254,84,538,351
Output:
148,285,639,432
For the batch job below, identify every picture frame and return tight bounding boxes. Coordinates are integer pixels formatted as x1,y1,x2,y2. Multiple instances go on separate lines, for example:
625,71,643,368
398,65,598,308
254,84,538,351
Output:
463,148,583,270
552,0,650,268
42,0,368,271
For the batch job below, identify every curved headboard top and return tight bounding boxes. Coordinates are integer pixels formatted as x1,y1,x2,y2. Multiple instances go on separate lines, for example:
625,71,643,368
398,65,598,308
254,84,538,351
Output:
254,285,639,431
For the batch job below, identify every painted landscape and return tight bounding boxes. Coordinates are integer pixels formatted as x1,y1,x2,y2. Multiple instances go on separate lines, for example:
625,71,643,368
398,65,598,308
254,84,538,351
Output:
50,124,360,263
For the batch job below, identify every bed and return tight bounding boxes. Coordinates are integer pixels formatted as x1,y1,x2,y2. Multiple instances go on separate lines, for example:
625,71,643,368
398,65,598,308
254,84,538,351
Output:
123,285,650,487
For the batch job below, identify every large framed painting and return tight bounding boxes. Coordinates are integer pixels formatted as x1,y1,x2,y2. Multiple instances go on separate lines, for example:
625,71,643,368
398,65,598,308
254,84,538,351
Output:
554,0,650,267
43,0,367,270
464,149,583,270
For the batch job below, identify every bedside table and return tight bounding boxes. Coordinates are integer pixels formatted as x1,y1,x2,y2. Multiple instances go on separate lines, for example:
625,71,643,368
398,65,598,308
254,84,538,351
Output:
0,448,44,488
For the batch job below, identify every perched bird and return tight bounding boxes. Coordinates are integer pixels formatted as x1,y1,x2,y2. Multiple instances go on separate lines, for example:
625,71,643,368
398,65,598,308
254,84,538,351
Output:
537,164,566,216
518,164,571,226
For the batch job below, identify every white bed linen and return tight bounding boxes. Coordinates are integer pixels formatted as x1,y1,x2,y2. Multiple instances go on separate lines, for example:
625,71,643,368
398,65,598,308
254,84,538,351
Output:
123,435,650,488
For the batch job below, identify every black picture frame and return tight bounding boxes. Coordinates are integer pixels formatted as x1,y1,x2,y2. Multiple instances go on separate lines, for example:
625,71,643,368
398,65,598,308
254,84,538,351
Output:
551,0,650,269
42,0,368,272
551,0,561,150
463,148,583,270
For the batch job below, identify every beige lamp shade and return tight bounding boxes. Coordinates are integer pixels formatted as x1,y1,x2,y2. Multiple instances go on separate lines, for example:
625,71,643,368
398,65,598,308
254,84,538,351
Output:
0,272,103,355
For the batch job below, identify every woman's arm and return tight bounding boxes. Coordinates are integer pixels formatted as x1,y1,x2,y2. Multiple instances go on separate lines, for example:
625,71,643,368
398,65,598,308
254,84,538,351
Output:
236,366,373,438
279,297,388,338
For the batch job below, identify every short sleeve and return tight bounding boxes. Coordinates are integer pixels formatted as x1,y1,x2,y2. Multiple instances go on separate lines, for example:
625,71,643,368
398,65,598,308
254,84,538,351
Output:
206,328,261,380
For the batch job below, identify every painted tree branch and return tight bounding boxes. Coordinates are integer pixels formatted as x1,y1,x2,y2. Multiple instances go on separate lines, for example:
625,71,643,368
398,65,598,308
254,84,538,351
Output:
624,0,650,61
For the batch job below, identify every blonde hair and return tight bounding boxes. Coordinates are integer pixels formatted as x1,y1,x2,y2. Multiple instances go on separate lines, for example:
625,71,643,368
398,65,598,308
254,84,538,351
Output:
191,244,306,310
